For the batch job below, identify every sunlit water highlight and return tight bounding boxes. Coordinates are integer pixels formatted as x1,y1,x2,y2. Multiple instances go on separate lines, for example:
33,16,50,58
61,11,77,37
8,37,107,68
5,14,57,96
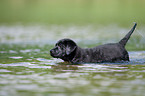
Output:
0,25,145,96
0,49,145,96
0,24,145,45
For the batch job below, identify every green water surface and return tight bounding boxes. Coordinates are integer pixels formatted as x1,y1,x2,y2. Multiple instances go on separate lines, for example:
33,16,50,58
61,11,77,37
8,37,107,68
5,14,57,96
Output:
0,23,145,96
0,0,145,96
0,42,145,96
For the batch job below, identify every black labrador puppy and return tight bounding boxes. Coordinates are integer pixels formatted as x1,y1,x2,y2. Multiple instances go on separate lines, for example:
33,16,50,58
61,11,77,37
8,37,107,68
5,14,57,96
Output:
50,23,137,63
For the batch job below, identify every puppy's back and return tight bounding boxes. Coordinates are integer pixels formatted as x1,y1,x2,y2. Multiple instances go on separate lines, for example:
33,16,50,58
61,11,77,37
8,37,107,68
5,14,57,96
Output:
94,43,129,62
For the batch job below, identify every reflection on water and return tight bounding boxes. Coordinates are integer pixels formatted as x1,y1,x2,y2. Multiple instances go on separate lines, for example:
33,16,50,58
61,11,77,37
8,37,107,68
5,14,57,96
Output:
0,50,145,96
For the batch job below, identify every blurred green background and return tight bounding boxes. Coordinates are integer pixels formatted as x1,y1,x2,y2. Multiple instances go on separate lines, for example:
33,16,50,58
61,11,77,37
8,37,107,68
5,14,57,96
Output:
0,0,145,26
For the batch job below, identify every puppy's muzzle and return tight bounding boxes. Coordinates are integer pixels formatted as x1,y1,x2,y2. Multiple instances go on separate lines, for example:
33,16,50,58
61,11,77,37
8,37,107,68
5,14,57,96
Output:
50,49,55,57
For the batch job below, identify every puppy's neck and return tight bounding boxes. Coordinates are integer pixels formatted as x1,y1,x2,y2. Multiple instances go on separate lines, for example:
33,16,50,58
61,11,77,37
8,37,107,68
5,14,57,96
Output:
70,47,82,63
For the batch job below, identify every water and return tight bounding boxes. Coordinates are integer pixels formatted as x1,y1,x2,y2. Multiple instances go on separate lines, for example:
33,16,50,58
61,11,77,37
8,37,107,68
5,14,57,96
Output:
0,51,145,96
0,25,145,96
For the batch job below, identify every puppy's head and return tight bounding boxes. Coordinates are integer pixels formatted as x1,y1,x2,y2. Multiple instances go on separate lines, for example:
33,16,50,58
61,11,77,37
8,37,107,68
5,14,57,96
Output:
50,38,77,61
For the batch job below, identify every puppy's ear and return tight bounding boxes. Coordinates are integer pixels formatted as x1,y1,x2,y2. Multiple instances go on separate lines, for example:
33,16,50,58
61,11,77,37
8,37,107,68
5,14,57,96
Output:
66,44,76,55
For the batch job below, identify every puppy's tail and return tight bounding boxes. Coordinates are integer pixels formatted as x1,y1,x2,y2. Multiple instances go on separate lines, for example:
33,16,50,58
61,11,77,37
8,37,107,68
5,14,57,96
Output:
119,23,137,47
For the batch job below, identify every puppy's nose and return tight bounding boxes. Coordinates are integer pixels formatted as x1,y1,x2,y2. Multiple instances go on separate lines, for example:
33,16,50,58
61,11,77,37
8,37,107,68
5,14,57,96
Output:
50,49,53,53
50,49,54,56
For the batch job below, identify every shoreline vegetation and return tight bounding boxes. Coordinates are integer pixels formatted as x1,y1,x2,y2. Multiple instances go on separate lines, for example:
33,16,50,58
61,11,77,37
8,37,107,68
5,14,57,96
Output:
0,0,145,26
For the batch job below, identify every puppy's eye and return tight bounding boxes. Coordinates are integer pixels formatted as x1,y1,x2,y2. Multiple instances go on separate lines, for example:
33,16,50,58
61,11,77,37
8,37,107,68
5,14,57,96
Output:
57,44,62,47
60,45,65,49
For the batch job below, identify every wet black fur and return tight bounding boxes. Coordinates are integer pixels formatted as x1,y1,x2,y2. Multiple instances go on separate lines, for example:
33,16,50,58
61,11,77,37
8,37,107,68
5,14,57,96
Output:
50,23,137,63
